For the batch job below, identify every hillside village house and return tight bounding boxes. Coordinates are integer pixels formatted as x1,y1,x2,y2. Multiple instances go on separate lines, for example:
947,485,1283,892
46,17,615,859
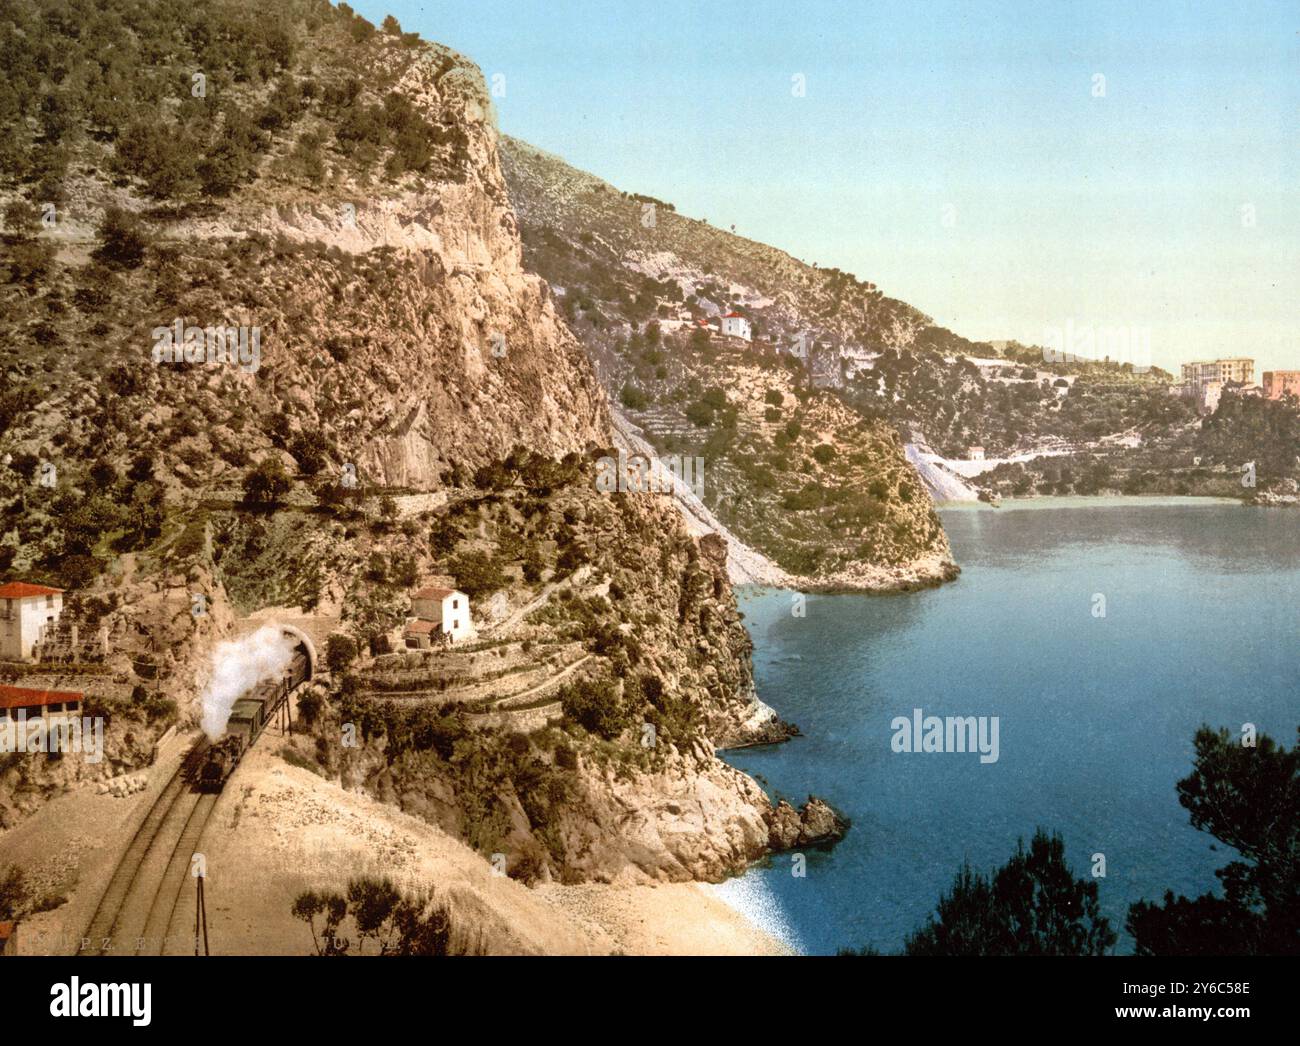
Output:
720,312,752,342
404,586,474,649
968,446,986,461
0,582,63,662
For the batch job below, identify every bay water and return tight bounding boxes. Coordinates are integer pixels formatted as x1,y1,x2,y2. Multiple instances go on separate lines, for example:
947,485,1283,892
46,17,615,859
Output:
715,498,1299,954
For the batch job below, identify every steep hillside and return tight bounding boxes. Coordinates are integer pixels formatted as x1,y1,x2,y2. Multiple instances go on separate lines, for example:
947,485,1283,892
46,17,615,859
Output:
979,393,1300,501
502,137,957,589
501,137,1289,508
296,457,822,884
0,0,610,811
0,0,839,891
1,3,605,502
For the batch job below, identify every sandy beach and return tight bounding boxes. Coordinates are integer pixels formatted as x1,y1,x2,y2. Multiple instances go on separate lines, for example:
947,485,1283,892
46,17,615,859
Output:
1,740,788,956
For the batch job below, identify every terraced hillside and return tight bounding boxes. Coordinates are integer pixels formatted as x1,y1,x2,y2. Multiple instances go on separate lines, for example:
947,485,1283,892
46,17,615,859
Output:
502,138,958,588
0,0,841,888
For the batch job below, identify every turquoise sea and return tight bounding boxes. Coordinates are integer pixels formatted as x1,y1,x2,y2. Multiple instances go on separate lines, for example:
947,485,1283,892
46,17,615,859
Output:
713,499,1299,954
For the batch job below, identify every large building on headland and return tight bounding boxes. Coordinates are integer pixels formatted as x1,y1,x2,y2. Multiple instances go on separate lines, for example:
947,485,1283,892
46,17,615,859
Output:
1262,371,1300,401
1180,358,1254,389
1178,358,1255,414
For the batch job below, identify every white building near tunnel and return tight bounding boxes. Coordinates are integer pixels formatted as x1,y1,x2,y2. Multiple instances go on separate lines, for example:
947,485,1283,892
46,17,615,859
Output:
404,586,474,648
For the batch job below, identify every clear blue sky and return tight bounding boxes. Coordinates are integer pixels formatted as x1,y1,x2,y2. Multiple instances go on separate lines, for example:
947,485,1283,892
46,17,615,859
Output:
351,1,1299,373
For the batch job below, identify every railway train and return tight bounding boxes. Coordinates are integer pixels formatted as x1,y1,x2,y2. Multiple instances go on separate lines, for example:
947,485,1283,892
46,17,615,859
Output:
198,647,311,791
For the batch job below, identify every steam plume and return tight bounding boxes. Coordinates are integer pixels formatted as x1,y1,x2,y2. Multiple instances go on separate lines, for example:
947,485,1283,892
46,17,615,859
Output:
200,624,297,740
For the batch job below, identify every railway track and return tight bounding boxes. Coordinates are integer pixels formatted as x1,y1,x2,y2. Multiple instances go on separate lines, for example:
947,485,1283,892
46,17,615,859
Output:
77,739,219,956
78,640,313,956
139,791,219,955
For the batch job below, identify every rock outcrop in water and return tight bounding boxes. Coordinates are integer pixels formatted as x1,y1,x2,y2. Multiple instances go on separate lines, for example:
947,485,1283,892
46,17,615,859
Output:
766,797,849,850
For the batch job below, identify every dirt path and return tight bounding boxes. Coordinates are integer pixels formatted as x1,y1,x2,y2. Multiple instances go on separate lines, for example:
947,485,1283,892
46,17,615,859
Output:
482,566,593,638
494,653,591,708
157,748,787,955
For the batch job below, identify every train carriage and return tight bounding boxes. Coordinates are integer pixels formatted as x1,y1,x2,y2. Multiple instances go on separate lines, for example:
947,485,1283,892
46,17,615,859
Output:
228,697,264,740
198,643,312,791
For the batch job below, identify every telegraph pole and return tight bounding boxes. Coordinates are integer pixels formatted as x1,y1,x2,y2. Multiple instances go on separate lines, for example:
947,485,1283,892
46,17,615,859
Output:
194,868,210,956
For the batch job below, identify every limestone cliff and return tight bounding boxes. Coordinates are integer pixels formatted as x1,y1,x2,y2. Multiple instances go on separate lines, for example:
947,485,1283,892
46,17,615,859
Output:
0,0,841,884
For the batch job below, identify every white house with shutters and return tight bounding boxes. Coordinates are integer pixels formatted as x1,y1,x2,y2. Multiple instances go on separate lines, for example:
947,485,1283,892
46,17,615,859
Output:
404,586,474,648
720,312,752,342
0,582,64,662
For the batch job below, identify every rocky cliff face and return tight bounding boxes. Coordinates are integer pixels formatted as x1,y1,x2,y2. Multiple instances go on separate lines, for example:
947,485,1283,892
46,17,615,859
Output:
234,50,608,488
3,59,604,498
0,1,843,883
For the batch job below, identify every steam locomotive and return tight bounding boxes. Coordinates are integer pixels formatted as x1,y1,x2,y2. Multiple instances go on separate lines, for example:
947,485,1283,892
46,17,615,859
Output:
198,648,311,791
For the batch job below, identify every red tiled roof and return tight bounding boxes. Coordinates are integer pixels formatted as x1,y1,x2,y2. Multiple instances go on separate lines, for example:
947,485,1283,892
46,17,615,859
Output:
0,582,63,599
724,312,744,318
411,586,455,600
0,685,83,710
404,620,438,635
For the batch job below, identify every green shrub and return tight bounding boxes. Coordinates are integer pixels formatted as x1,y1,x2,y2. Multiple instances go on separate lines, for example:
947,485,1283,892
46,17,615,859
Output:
279,744,320,775
685,400,715,427
447,550,506,599
94,207,150,269
242,458,292,506
619,384,648,410
296,686,326,728
560,677,630,740
327,634,359,674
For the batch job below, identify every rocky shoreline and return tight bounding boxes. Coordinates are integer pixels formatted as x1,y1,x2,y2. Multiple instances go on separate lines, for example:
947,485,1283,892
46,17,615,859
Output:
1246,490,1298,508
766,796,849,851
713,696,848,862
801,552,962,594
